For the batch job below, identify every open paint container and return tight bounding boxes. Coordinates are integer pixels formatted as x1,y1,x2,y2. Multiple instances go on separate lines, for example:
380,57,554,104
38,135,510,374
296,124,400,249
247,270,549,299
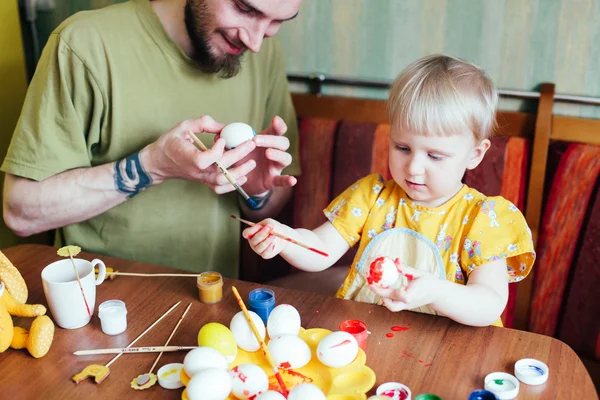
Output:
98,300,127,335
157,363,184,389
514,358,549,385
196,272,223,304
376,382,412,400
339,319,369,351
484,372,519,399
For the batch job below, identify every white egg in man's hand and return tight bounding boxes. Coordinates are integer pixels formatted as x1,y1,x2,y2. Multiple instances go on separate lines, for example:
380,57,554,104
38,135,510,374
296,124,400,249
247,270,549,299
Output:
221,122,256,149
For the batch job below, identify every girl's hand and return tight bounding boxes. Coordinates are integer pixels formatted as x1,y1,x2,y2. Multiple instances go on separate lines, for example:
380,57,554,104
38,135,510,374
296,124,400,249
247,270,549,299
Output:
369,264,441,312
242,218,289,259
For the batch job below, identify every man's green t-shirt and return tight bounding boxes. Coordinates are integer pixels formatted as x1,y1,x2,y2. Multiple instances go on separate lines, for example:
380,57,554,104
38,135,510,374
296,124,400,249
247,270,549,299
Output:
1,0,300,277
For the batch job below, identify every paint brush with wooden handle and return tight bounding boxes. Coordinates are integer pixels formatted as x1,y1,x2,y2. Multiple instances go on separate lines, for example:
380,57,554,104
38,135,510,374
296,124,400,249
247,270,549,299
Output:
186,130,258,208
230,215,329,257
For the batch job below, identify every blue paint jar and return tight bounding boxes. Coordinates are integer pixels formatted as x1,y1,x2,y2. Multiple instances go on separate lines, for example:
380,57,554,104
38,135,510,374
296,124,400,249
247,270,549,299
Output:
248,288,275,323
468,390,499,400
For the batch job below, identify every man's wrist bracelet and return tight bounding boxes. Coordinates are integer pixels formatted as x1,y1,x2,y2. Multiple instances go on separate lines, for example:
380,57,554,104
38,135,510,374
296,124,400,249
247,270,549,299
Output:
246,190,273,210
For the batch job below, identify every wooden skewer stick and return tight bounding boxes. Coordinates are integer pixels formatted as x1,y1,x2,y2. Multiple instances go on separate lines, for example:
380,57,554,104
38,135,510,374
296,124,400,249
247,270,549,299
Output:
230,215,329,257
232,286,288,397
74,346,197,356
105,301,181,367
186,130,256,206
67,247,92,317
106,272,201,277
148,303,192,374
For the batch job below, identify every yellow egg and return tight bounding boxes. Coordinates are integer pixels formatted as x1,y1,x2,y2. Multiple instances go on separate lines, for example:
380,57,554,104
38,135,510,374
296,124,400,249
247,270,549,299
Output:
197,322,237,363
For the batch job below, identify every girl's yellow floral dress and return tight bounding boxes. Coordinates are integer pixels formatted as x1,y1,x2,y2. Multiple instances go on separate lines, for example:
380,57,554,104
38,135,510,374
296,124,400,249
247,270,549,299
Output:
324,174,535,326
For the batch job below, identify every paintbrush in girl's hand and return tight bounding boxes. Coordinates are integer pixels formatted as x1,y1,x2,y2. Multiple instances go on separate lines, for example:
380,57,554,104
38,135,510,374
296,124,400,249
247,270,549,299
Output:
230,215,329,257
231,286,288,397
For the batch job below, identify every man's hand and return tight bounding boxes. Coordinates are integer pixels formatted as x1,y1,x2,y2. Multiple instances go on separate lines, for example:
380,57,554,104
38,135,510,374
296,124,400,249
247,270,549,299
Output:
225,116,297,196
141,116,258,194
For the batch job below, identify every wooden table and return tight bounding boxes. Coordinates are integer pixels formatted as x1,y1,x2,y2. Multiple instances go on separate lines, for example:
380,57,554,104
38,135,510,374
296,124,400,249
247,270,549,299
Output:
0,244,596,399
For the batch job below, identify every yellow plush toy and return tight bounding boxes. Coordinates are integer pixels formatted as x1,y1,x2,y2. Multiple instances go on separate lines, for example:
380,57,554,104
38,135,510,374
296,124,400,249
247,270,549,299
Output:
0,251,54,358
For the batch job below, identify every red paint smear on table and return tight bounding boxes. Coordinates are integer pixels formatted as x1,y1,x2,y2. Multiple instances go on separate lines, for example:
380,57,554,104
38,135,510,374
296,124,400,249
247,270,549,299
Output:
401,350,416,359
399,349,433,367
391,326,409,332
386,333,394,338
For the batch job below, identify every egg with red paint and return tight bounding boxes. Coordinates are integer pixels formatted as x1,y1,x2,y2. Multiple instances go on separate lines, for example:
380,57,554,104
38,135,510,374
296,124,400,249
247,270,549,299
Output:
317,331,359,368
230,310,266,352
255,391,287,400
267,304,301,337
287,383,327,400
186,368,232,400
267,335,311,370
229,363,269,399
367,256,400,288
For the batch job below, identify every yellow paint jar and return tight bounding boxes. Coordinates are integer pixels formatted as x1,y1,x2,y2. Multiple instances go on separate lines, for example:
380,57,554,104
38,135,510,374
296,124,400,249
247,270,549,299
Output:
197,272,223,304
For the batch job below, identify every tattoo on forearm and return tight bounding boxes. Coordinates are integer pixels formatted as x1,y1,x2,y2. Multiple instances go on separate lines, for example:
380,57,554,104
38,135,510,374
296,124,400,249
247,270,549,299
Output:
114,152,152,198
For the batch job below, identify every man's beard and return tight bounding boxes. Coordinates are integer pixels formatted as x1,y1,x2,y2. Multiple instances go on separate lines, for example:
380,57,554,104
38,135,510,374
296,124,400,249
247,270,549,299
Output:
184,0,245,78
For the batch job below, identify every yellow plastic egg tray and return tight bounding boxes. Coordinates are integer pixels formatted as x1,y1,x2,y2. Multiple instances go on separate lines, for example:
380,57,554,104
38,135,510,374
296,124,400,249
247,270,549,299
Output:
181,327,376,400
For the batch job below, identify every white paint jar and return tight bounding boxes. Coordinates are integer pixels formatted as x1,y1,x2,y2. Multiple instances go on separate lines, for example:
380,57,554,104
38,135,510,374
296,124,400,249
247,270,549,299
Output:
98,300,127,335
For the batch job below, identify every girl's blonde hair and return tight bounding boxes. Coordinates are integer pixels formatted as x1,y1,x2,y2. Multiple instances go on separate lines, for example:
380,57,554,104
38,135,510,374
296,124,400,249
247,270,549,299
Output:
387,54,498,141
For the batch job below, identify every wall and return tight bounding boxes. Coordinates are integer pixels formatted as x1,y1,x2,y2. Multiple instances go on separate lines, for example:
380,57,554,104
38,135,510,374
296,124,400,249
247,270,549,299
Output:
23,0,600,118
0,0,34,248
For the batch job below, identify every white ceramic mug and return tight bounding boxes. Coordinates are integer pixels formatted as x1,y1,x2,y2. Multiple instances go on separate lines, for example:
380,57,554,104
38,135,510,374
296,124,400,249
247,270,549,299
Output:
41,258,106,329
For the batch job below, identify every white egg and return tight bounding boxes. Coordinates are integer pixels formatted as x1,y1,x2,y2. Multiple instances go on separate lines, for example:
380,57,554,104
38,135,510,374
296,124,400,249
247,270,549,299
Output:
184,347,229,377
230,363,269,399
317,331,359,368
230,310,266,352
267,335,311,370
287,383,326,400
267,304,301,337
367,256,400,288
255,391,287,400
187,368,232,400
221,122,256,149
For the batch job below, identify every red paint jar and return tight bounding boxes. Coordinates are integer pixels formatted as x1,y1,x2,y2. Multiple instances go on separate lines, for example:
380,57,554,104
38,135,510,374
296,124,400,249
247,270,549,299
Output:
339,319,369,351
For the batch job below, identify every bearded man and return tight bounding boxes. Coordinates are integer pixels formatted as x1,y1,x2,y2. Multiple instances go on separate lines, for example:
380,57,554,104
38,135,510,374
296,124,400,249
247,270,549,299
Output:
2,0,302,276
